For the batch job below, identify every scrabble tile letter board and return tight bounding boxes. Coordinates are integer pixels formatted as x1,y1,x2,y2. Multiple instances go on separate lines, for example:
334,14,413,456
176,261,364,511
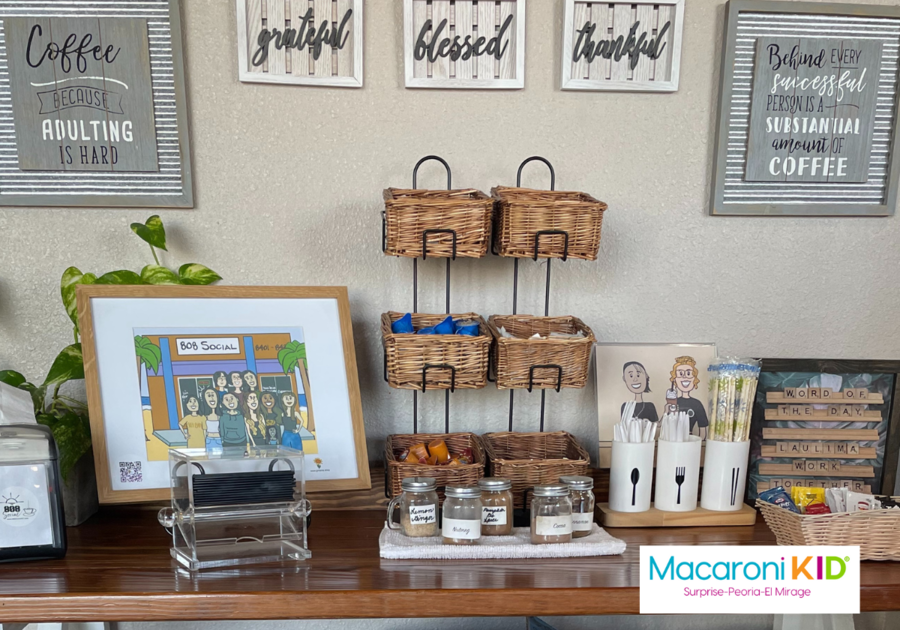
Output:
747,359,900,502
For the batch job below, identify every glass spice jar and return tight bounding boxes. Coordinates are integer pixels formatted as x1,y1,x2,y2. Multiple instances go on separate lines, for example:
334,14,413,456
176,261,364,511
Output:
478,477,514,536
442,486,482,545
530,484,573,544
386,477,439,537
560,475,595,538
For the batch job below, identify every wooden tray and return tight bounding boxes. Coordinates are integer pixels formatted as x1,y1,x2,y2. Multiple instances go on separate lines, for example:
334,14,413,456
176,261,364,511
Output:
597,503,757,528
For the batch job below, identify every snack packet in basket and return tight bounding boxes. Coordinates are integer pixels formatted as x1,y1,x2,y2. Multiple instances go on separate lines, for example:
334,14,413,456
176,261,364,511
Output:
760,486,800,513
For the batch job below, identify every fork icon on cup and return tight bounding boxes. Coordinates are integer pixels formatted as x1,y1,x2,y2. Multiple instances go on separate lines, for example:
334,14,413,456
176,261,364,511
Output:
675,467,686,505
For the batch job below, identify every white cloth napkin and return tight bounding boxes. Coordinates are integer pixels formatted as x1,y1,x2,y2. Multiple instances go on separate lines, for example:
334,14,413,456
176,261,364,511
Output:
379,524,626,560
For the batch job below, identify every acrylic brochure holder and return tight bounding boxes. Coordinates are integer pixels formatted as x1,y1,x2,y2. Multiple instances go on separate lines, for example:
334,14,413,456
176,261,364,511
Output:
157,446,310,571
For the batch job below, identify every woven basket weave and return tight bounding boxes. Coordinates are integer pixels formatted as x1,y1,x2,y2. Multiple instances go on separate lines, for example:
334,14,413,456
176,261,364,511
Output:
757,499,900,561
483,431,590,509
488,315,596,390
491,187,607,260
382,312,491,390
383,188,493,259
385,432,486,503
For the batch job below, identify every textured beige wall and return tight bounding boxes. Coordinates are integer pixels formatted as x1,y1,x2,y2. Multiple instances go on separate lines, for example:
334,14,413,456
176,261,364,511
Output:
1,0,899,466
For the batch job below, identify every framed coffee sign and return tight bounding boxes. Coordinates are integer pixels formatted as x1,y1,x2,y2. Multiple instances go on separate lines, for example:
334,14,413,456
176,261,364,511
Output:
236,0,364,87
0,0,192,208
403,0,526,89
561,0,684,92
710,1,900,216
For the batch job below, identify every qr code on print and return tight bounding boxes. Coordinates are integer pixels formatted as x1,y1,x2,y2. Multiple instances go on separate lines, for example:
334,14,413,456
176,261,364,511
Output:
119,461,143,483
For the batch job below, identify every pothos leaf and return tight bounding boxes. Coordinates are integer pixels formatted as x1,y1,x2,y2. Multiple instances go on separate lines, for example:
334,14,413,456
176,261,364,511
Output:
95,270,143,285
140,264,181,285
0,370,27,388
60,267,97,329
177,263,222,286
130,215,168,251
43,344,85,387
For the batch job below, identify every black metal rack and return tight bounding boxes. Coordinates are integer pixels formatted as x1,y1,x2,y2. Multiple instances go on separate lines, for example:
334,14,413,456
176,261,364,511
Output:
501,156,569,434
383,155,457,434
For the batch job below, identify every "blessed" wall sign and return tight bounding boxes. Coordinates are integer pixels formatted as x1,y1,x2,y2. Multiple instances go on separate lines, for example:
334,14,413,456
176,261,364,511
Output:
404,0,526,89
236,0,363,87
561,0,684,92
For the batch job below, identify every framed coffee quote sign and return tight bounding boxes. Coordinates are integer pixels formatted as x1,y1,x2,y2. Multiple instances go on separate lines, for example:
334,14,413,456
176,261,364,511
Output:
403,0,526,89
710,0,900,216
0,0,192,208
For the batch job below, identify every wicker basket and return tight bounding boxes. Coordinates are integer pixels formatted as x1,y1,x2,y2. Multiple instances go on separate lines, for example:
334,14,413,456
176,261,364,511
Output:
757,499,900,561
488,315,596,390
383,188,493,259
382,312,491,390
482,431,590,509
385,432,486,502
491,187,607,261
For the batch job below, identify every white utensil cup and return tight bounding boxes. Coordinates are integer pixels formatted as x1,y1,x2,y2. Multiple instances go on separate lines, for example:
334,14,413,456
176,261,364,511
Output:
608,440,655,513
700,440,751,511
654,436,701,512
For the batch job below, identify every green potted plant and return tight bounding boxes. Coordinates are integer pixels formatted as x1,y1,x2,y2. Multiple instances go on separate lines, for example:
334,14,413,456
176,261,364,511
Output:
0,216,221,525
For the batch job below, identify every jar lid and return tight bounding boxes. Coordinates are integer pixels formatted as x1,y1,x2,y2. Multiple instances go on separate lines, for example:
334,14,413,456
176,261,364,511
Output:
445,485,482,499
478,477,512,491
533,484,570,497
560,475,594,490
401,477,437,492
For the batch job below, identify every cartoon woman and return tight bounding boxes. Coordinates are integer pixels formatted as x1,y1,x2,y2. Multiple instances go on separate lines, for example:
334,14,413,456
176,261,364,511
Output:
241,391,266,447
213,371,229,399
200,388,222,451
179,395,206,449
219,392,248,449
228,371,247,402
620,361,659,423
241,370,259,393
669,356,708,439
260,391,280,440
278,391,308,450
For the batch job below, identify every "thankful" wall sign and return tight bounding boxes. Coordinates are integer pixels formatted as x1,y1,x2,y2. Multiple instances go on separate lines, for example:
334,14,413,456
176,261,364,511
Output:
403,0,526,89
561,0,684,92
236,0,363,87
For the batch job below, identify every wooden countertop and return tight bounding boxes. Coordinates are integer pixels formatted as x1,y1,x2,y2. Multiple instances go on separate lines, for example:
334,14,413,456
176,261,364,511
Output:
1,506,900,622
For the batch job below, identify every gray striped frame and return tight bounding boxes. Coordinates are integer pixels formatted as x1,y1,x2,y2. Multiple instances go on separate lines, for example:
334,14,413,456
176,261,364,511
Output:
0,0,192,208
710,0,900,216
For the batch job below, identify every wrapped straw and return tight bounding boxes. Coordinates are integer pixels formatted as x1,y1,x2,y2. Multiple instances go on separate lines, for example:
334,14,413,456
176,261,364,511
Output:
707,358,760,443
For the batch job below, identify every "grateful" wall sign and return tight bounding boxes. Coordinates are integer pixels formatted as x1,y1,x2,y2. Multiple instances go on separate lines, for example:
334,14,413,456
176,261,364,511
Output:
236,0,364,87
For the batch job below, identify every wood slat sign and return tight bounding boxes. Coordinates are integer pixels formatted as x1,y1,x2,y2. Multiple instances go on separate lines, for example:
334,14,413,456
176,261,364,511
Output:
403,0,526,89
0,0,192,207
561,0,684,92
710,0,900,216
236,0,363,87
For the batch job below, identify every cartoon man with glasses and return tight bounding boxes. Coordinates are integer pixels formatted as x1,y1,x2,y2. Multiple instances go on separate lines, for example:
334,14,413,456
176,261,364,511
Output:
668,356,708,440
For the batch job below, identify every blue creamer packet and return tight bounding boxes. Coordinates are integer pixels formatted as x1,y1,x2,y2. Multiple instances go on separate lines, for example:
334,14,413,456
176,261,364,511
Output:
759,485,800,513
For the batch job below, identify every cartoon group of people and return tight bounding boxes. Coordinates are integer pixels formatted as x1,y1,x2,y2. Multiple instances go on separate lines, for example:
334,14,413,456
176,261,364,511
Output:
178,370,314,452
620,356,709,439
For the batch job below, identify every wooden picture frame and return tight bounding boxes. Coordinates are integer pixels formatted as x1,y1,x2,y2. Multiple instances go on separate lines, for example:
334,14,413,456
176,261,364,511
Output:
748,358,900,502
561,0,684,92
77,285,370,504
403,0,526,89
710,0,900,216
0,0,193,208
236,0,364,87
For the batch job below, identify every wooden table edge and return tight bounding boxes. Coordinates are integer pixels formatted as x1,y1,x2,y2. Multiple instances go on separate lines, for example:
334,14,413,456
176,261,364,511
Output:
0,588,641,622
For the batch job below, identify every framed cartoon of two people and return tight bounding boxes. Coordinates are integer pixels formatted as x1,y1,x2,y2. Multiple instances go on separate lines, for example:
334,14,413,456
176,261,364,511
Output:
596,343,717,467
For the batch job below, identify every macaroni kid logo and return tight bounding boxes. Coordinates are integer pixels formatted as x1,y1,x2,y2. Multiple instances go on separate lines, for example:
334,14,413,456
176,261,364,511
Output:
639,546,860,614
